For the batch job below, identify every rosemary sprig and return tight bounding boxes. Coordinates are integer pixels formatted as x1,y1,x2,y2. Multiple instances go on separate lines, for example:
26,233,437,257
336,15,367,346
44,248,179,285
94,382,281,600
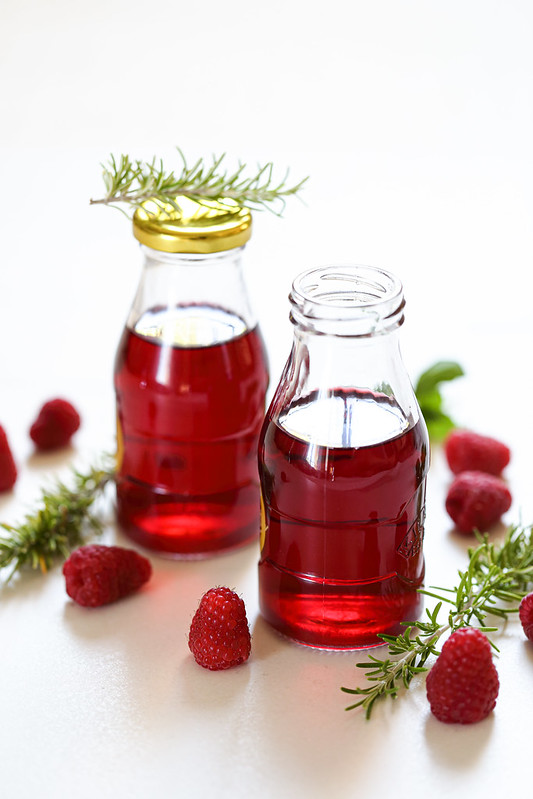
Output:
90,149,309,216
341,524,533,718
0,459,115,583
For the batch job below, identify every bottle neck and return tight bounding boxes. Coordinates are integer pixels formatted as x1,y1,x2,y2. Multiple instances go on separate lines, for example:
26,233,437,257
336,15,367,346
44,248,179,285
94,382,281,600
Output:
291,324,411,401
126,244,256,345
288,264,410,401
270,325,420,447
268,265,421,444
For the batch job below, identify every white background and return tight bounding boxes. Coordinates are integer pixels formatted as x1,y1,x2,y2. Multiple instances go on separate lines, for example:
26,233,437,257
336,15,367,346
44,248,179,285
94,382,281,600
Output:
1,2,532,797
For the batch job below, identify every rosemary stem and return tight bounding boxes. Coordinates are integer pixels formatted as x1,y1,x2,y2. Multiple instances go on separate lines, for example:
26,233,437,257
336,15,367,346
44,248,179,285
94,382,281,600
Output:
90,150,308,216
0,459,116,583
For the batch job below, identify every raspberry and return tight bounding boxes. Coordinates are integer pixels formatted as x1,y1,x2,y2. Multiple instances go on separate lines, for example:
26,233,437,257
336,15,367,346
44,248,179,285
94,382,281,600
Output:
0,425,17,492
426,627,499,724
30,398,81,451
519,592,533,642
445,470,512,534
63,544,152,607
444,429,511,476
188,586,251,670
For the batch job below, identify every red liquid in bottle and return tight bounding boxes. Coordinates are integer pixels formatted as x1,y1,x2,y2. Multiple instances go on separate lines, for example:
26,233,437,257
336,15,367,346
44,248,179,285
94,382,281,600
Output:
258,389,429,649
114,305,269,556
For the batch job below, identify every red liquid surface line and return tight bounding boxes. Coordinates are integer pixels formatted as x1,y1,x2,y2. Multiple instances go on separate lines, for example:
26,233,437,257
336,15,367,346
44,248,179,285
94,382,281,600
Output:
258,395,429,649
114,321,268,556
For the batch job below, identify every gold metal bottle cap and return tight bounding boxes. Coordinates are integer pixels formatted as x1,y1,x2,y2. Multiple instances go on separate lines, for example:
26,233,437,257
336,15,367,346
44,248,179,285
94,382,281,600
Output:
132,195,252,254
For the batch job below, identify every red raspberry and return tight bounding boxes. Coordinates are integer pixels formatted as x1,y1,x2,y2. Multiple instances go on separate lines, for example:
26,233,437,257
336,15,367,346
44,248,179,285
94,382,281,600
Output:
63,544,152,607
426,627,499,724
444,429,510,476
188,586,251,670
445,470,512,534
519,592,533,642
30,398,81,451
0,425,17,492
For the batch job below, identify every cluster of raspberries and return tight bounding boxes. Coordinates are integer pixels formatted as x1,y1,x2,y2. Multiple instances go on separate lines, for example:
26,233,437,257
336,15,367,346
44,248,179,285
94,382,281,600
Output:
429,429,510,725
427,428,533,725
0,398,81,492
443,428,512,534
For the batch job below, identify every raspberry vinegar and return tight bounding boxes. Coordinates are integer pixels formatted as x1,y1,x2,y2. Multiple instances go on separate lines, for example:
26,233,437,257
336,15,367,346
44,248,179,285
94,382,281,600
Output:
258,266,430,649
113,196,269,556
115,306,268,555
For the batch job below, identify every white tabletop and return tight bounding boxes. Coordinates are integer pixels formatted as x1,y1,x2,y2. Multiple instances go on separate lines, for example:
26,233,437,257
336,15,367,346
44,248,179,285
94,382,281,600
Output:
1,1,532,796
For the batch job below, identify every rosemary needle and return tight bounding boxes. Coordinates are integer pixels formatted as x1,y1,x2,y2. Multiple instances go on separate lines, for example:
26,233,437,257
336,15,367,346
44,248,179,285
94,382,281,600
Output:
341,524,533,719
0,458,115,584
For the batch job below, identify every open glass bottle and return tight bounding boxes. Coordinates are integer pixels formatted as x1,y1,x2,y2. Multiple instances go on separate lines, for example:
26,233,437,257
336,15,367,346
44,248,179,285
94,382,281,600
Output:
258,265,429,648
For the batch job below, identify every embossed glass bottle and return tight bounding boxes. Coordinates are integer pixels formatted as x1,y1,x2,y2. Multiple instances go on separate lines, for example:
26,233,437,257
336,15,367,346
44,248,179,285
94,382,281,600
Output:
114,197,269,556
258,265,429,649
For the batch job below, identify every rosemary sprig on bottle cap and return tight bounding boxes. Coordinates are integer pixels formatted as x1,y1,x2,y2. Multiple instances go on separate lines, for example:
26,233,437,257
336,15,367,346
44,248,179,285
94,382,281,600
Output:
0,458,115,583
90,149,309,216
341,524,533,719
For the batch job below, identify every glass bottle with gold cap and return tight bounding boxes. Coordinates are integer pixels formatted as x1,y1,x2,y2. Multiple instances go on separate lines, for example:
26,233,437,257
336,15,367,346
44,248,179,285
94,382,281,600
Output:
114,196,269,555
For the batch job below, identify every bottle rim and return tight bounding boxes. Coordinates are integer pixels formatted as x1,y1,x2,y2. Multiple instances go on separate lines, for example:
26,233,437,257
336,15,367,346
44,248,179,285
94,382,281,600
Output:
289,265,405,336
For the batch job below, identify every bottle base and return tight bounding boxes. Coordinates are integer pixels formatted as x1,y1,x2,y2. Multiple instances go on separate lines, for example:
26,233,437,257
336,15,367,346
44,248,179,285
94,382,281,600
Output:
263,624,389,652
259,559,423,650
115,481,260,557
119,522,258,560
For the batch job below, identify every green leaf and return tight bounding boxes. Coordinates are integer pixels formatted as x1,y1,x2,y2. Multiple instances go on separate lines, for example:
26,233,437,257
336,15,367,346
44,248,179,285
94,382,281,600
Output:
414,360,464,442
416,388,443,416
415,361,464,397
424,412,455,442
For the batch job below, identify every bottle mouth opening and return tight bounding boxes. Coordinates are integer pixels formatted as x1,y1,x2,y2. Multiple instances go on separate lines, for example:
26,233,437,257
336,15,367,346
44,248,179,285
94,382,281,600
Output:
289,265,405,335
